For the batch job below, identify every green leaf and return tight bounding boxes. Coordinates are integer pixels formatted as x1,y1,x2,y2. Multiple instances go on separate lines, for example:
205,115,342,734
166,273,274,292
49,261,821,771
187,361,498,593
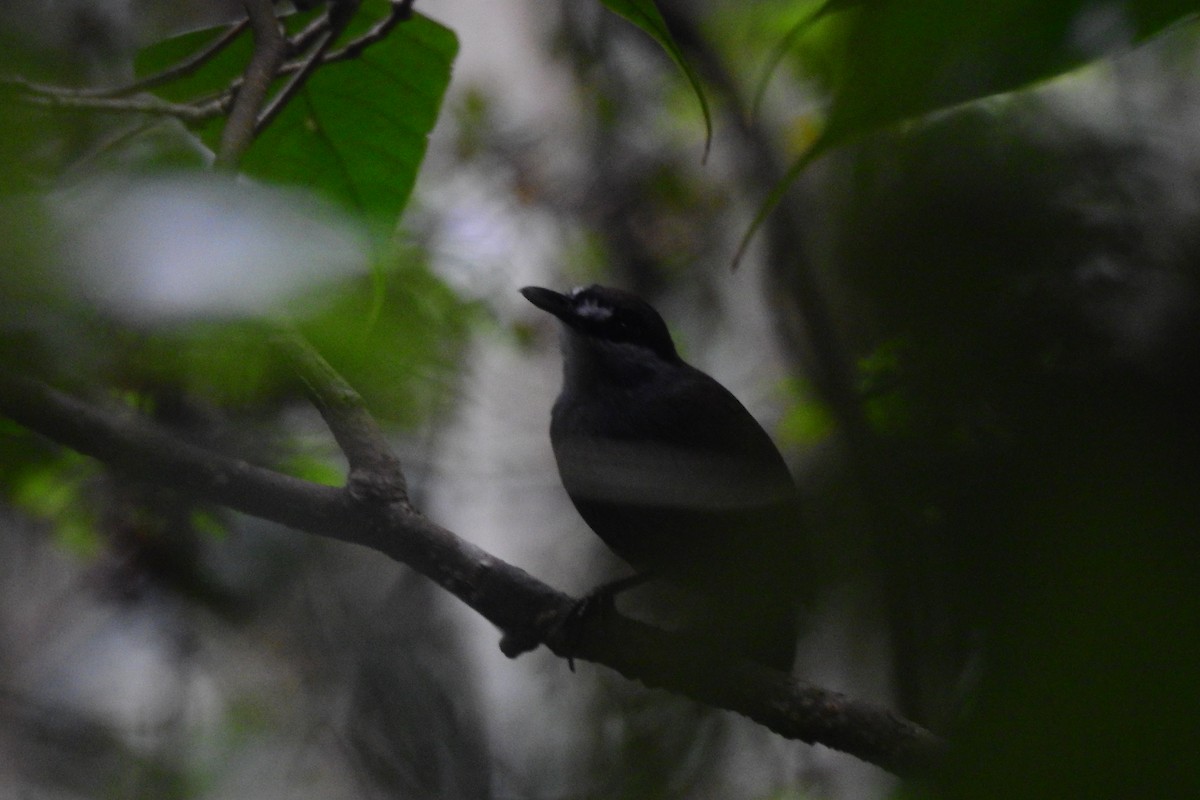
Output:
601,0,713,160
243,11,458,229
821,0,1200,149
735,0,1200,265
748,0,853,119
136,25,250,103
7,450,104,557
299,249,474,427
134,6,457,228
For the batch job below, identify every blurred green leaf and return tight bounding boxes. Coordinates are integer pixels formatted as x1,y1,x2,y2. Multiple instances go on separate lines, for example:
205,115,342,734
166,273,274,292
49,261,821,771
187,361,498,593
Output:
820,0,1200,150
822,339,913,437
191,508,231,540
601,0,713,160
280,452,344,487
776,377,834,446
735,0,1200,265
7,449,103,556
124,320,288,408
300,249,473,427
1,31,91,188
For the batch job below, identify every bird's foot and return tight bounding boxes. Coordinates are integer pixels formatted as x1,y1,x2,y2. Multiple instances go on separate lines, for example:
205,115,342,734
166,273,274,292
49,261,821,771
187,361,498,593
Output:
557,590,615,672
496,589,618,666
558,573,654,671
501,573,653,670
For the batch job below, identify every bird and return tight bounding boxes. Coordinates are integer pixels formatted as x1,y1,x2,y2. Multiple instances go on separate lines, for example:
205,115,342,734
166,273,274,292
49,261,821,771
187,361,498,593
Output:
521,284,805,671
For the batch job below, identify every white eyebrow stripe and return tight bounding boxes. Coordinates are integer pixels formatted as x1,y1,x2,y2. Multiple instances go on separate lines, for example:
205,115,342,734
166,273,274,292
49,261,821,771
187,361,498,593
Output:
575,297,613,320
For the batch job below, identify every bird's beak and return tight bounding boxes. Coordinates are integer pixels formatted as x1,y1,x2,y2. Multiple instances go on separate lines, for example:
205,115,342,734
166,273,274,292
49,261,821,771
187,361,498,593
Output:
520,286,573,322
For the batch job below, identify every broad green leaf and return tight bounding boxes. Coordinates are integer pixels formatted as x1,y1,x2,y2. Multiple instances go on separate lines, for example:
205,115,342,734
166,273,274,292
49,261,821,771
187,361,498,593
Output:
135,5,457,227
243,11,457,229
821,0,1200,148
602,0,713,160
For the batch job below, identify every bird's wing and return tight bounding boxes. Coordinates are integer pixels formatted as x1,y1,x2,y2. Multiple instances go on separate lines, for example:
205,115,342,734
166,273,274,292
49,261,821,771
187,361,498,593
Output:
551,363,798,511
641,365,796,479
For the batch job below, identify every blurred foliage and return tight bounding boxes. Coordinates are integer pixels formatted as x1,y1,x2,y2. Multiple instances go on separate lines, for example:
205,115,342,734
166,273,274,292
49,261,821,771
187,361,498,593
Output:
720,0,1200,154
299,248,476,427
3,0,1200,797
775,377,834,446
600,0,713,158
814,0,1200,150
687,2,1200,795
0,1,469,565
2,438,103,555
815,41,1200,793
734,0,1200,262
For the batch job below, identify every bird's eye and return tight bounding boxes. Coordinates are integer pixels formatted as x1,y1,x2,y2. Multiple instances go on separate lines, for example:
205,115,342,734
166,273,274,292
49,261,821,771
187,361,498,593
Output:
608,311,641,340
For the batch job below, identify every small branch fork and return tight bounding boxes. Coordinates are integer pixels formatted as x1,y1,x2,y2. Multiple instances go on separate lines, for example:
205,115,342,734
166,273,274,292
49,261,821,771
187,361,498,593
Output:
0,336,947,779
4,0,416,163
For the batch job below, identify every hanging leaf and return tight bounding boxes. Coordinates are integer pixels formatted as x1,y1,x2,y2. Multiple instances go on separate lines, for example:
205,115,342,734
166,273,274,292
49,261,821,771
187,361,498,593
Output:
735,0,1200,265
602,0,714,160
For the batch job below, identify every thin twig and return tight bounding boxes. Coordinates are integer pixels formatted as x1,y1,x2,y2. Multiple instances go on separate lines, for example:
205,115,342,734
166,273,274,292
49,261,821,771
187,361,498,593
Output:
321,0,413,63
290,7,335,54
255,29,336,133
270,326,408,504
6,0,408,130
18,91,230,123
3,22,247,101
115,21,250,98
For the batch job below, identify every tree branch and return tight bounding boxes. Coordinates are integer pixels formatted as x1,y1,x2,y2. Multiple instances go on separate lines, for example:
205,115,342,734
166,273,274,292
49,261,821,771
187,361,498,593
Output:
4,22,248,101
270,326,408,503
251,0,370,138
13,90,231,123
216,0,287,168
0,358,946,778
7,0,411,132
121,22,251,99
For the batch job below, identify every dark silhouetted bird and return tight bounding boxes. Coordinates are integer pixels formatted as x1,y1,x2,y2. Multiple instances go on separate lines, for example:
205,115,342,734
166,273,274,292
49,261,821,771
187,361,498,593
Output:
521,284,805,671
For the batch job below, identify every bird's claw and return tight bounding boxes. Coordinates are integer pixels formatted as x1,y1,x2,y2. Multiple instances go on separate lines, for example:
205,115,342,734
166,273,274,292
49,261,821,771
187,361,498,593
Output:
556,588,618,672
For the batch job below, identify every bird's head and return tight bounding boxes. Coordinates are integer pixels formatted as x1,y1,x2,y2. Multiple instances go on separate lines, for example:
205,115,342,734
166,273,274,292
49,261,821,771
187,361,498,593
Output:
520,285,681,367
